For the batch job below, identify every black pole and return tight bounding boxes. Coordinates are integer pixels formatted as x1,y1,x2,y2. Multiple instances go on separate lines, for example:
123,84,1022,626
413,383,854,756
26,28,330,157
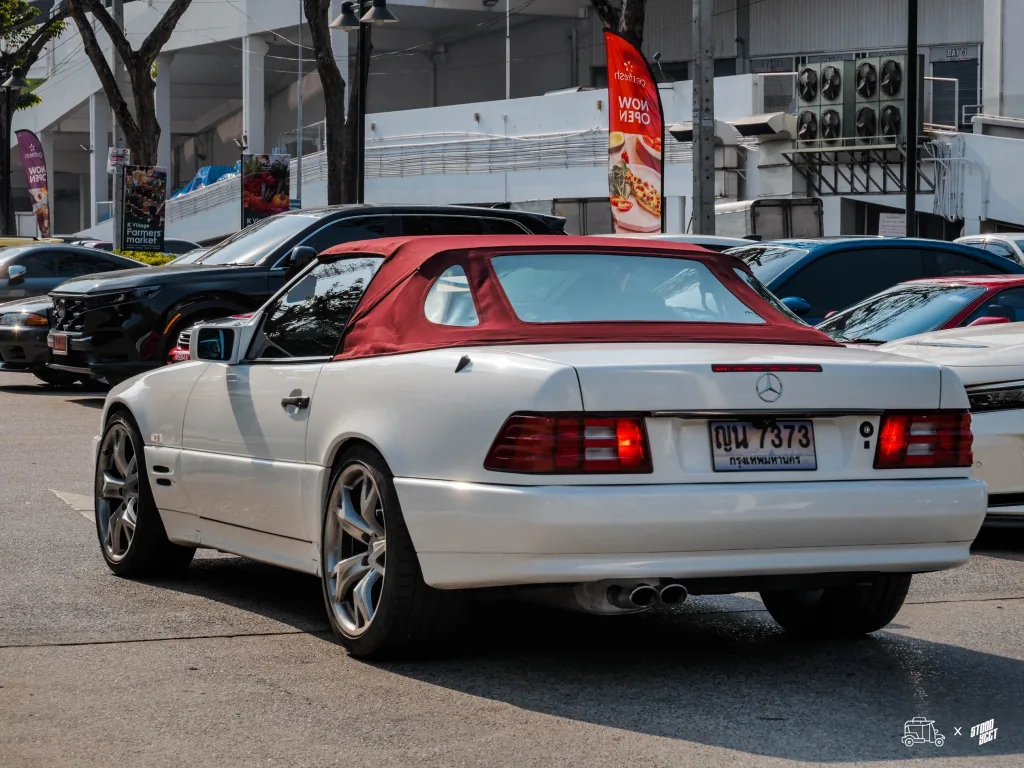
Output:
905,0,919,237
356,20,369,204
3,84,11,237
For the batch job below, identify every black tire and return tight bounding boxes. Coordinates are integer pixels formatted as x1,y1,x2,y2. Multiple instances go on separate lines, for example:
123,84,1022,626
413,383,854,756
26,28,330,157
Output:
320,446,465,659
33,368,80,387
760,573,912,637
94,411,195,577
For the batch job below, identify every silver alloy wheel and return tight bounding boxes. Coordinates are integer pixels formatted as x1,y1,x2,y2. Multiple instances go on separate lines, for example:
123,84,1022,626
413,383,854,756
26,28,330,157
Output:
96,423,140,562
324,463,386,637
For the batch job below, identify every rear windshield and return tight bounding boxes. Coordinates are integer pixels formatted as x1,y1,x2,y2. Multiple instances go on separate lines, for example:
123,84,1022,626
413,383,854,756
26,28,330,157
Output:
728,245,809,284
491,253,765,324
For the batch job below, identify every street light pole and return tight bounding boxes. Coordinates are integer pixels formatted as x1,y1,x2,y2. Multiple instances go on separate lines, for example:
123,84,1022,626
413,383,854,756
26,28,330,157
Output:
331,0,398,205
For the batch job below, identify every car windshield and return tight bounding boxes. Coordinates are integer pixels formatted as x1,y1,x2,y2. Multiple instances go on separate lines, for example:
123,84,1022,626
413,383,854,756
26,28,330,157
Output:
199,213,328,266
170,249,208,265
816,283,987,343
728,245,810,284
491,253,765,324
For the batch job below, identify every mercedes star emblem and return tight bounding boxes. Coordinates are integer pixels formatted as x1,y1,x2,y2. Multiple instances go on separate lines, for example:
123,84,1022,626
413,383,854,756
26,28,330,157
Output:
756,373,783,403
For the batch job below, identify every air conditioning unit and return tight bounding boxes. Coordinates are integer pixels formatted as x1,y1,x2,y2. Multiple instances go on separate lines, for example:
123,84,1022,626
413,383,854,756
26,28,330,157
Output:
796,64,821,146
877,54,924,142
796,109,819,145
854,57,880,144
818,61,854,145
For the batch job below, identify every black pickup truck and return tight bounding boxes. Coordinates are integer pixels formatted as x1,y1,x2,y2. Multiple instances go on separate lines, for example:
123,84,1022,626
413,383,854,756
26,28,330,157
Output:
47,204,565,384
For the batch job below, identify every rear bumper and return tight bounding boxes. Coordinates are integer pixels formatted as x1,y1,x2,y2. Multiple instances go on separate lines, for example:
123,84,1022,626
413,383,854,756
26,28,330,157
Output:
394,477,986,589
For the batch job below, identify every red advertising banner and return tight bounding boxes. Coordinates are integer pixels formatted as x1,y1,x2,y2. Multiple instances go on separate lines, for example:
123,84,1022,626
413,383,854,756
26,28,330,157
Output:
15,130,51,237
604,30,664,234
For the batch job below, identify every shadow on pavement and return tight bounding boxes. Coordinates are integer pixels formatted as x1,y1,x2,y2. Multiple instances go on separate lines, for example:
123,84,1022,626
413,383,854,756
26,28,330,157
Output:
973,527,1024,561
69,397,106,409
146,554,1021,762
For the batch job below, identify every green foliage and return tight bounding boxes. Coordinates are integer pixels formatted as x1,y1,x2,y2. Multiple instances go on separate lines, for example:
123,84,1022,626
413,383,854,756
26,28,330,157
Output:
114,250,177,266
0,0,67,112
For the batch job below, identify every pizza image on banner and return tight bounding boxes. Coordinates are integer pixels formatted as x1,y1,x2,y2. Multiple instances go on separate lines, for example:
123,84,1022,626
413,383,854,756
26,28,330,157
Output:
121,166,168,253
604,30,664,233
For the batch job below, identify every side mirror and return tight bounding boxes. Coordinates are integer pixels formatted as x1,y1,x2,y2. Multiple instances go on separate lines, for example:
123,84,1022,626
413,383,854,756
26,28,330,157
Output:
968,315,1012,327
192,325,239,363
780,296,812,316
283,245,318,274
7,264,26,283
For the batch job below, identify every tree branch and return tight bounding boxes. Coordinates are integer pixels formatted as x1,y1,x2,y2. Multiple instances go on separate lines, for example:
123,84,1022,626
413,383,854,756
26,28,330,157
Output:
617,0,645,48
71,0,137,69
138,0,194,64
65,0,139,138
13,8,68,75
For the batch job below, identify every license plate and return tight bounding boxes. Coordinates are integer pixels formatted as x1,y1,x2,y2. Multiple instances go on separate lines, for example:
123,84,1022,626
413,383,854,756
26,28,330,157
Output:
709,420,817,472
51,334,68,355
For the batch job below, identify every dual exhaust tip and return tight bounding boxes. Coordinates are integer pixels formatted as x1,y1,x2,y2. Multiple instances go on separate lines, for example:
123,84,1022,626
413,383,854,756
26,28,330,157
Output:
607,583,687,610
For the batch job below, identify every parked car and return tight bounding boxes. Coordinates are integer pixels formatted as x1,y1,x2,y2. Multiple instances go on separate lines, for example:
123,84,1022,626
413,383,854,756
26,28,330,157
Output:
880,322,1024,529
817,275,1024,344
728,238,1024,325
0,244,143,303
0,236,63,249
47,205,565,385
955,234,1024,265
92,235,983,658
599,233,758,252
82,238,201,256
0,296,82,385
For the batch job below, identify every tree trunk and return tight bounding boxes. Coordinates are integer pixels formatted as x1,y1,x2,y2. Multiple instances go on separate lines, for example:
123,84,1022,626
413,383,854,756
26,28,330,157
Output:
127,60,159,166
589,0,646,48
303,0,345,206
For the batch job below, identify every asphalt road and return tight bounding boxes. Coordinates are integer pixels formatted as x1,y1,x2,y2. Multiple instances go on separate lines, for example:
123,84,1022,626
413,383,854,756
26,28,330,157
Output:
1,372,1023,768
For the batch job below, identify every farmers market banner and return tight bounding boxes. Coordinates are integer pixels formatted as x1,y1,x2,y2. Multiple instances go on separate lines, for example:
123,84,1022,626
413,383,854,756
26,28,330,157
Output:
15,130,51,237
604,31,665,234
241,154,290,228
121,166,168,252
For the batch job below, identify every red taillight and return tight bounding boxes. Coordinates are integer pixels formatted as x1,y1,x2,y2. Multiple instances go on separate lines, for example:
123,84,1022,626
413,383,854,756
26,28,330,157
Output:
712,364,823,373
874,411,973,469
484,414,653,474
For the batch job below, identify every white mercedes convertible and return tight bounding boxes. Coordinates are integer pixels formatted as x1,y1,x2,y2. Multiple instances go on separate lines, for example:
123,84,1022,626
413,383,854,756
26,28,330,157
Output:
93,236,985,657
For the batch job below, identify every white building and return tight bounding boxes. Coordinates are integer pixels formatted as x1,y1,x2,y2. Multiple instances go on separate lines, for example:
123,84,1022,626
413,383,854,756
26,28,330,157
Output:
11,0,1024,241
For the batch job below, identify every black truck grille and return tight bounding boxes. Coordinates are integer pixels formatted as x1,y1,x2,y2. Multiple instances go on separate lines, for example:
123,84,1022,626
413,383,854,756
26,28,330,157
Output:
51,295,88,332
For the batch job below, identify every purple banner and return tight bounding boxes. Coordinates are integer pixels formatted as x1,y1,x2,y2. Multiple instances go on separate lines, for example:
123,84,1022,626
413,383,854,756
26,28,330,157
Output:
15,130,50,237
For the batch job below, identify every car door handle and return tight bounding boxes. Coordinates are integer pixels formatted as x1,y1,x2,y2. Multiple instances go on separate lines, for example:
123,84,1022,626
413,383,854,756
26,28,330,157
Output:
281,396,310,410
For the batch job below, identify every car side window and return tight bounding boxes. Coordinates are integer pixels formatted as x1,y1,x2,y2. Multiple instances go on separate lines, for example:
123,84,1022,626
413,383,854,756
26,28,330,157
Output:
59,252,124,276
775,248,925,318
400,216,487,236
424,265,479,326
12,251,62,277
982,242,1016,260
483,218,529,235
298,217,391,254
962,287,1024,324
249,257,384,360
926,249,1003,277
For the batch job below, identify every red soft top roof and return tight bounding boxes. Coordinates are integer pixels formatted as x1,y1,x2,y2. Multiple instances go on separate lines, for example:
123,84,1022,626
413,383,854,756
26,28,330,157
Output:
319,235,839,360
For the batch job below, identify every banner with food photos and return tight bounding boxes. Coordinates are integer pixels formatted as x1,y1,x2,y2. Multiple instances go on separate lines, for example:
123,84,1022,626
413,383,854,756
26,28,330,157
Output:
604,30,665,234
15,130,51,237
122,165,168,252
241,153,291,228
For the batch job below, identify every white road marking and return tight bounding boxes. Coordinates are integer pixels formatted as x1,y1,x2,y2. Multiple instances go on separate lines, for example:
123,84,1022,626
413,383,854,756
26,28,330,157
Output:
50,490,94,522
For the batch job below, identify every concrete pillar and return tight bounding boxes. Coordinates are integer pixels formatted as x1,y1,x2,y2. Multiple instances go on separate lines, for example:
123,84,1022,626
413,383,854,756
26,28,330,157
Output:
89,92,110,227
40,129,55,234
156,52,174,174
330,0,351,112
242,35,270,154
79,174,89,232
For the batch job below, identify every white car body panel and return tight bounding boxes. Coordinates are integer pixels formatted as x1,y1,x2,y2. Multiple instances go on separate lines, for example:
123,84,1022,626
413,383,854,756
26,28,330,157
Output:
882,323,1024,524
100,338,986,586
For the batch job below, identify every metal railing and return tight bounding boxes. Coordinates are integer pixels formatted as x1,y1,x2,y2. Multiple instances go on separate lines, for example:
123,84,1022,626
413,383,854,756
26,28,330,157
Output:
277,120,327,159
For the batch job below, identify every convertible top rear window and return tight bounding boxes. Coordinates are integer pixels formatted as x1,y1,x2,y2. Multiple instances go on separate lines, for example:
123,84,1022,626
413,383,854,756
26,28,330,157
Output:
491,253,765,324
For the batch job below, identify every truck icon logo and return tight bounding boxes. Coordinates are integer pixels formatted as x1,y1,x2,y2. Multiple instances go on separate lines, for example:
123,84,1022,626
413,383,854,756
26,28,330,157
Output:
903,717,945,747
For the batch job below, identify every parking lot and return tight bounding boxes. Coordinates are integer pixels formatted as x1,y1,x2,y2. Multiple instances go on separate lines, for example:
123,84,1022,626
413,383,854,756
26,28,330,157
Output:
0,373,1022,767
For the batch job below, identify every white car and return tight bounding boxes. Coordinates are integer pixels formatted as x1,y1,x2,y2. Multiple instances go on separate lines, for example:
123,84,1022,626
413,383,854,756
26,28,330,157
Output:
92,235,985,657
955,234,1024,265
881,322,1024,529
